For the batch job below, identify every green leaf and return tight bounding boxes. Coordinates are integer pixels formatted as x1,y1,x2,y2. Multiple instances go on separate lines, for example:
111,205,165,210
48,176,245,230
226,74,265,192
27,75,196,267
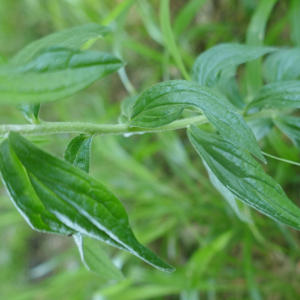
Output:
0,138,74,235
204,162,251,223
119,96,138,124
65,136,125,280
245,0,278,96
0,47,124,105
16,104,40,124
173,0,208,36
192,43,274,87
12,23,110,65
216,66,245,109
159,0,190,80
185,231,232,287
73,233,124,280
247,80,300,111
0,132,174,273
13,24,110,124
187,125,300,230
273,115,300,148
64,134,94,173
263,48,300,83
130,80,265,162
247,118,273,141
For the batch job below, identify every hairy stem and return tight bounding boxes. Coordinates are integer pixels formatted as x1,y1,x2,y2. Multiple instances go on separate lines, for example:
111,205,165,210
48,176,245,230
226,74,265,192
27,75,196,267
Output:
0,110,282,137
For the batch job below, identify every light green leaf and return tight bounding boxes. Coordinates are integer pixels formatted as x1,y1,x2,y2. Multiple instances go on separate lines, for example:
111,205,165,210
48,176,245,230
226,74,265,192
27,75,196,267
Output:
12,23,110,65
247,118,273,141
0,46,124,105
204,162,251,223
160,0,190,80
0,132,174,273
273,115,300,148
173,0,208,36
16,104,40,124
247,80,300,111
185,231,232,287
263,48,300,83
130,80,265,162
216,66,245,109
187,125,300,230
64,134,94,173
245,0,278,96
13,24,110,124
73,233,124,280
119,96,138,124
192,43,274,87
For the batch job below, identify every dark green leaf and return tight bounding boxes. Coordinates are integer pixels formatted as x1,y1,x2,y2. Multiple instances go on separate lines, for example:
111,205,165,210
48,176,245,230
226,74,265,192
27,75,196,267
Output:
273,115,300,148
188,125,300,230
247,80,300,112
64,134,93,173
192,44,274,87
130,80,265,162
73,233,124,280
0,47,124,105
16,104,40,124
0,138,74,235
12,23,110,65
263,48,300,83
0,132,174,273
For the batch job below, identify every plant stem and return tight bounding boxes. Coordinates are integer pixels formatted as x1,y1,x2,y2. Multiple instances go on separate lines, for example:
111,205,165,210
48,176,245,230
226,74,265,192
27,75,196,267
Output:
0,115,208,137
0,109,285,137
262,152,300,166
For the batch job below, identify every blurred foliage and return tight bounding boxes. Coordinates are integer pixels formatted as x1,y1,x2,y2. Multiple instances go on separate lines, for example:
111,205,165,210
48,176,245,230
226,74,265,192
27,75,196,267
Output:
0,0,300,299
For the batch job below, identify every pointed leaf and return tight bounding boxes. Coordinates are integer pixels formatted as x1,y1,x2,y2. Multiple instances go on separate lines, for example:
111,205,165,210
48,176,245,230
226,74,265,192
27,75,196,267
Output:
0,132,174,273
187,125,300,230
16,103,40,124
13,24,110,124
12,23,110,65
247,118,273,141
247,80,300,111
130,80,265,162
0,47,124,105
204,162,251,223
118,96,138,124
273,115,300,148
64,134,93,173
0,139,74,235
74,234,124,280
192,43,274,87
263,48,300,83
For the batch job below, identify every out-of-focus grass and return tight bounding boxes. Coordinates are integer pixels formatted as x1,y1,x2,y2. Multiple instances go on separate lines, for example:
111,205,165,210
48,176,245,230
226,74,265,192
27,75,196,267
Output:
0,1,300,299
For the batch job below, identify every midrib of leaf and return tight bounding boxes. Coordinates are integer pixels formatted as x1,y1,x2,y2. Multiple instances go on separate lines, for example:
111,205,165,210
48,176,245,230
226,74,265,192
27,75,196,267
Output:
27,171,128,250
196,138,300,225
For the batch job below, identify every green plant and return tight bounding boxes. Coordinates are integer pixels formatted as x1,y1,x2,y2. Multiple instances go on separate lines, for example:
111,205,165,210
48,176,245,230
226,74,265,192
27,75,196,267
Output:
1,2,300,286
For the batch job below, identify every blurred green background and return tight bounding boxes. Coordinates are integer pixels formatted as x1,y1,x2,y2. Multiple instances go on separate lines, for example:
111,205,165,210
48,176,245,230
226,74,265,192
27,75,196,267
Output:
1,0,300,299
